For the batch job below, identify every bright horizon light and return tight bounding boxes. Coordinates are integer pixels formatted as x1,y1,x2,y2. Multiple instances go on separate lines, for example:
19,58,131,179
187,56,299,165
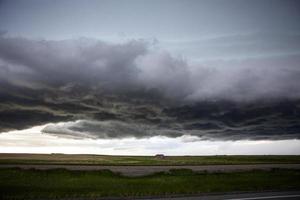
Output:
1,123,299,155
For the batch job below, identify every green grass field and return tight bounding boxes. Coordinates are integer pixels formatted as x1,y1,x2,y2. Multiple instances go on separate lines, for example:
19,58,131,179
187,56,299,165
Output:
1,168,300,199
1,153,300,165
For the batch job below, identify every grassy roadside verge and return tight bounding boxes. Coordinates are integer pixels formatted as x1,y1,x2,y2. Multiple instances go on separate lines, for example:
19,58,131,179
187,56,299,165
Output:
1,154,300,165
1,168,300,199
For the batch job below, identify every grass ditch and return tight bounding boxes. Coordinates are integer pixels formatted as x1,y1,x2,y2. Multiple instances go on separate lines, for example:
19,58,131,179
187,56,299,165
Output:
0,168,300,199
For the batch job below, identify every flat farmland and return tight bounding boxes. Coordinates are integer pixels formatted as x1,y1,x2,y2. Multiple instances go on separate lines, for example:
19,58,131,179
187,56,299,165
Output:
1,154,300,199
1,153,300,165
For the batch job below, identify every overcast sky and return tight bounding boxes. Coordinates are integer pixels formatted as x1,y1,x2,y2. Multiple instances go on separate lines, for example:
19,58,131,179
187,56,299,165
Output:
1,0,300,38
0,0,300,154
1,0,300,60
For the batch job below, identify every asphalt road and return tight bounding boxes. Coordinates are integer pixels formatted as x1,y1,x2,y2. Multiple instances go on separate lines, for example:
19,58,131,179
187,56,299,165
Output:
1,163,300,176
139,191,300,200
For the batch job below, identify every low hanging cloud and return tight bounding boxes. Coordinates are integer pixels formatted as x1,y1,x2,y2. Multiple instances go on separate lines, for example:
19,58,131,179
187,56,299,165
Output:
187,55,300,102
0,35,300,140
42,120,183,139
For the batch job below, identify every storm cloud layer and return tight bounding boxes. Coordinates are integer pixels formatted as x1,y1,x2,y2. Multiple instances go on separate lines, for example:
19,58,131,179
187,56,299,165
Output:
0,35,300,140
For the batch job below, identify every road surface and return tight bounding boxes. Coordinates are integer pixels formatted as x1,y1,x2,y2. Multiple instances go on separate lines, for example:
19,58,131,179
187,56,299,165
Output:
139,191,300,200
0,163,300,176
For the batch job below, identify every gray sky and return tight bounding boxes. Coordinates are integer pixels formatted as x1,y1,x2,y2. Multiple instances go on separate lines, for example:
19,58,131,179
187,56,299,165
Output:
1,0,300,38
1,0,300,60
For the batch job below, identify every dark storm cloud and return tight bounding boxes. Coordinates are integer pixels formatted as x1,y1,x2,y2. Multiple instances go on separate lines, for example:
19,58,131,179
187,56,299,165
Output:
42,120,183,139
42,100,300,140
0,36,147,88
1,35,300,102
0,35,300,140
